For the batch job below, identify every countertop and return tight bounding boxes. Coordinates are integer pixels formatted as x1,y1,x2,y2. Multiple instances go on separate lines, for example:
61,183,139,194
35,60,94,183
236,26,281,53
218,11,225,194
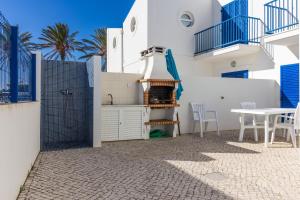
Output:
102,104,148,108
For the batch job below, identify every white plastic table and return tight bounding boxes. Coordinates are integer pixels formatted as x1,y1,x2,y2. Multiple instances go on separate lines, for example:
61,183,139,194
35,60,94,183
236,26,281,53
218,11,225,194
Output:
231,108,296,147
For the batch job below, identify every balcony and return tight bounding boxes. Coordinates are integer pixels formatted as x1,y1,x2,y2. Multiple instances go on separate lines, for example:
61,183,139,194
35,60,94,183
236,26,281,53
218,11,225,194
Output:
264,0,299,49
194,16,273,61
265,0,299,34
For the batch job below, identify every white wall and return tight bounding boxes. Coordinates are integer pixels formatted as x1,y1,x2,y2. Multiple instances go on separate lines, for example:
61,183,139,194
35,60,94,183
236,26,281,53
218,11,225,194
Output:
178,77,280,133
101,72,143,105
122,0,148,72
0,52,41,200
90,56,144,147
288,43,299,58
109,0,280,77
248,0,267,19
251,45,299,84
208,44,298,87
104,0,296,137
109,0,298,77
99,68,280,134
212,0,222,25
211,49,275,76
210,0,299,83
107,28,123,72
121,0,216,78
217,0,234,6
148,0,213,57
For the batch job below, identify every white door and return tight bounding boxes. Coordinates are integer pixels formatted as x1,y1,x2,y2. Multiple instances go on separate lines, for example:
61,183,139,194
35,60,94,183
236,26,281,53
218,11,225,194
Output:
101,109,120,141
119,109,144,140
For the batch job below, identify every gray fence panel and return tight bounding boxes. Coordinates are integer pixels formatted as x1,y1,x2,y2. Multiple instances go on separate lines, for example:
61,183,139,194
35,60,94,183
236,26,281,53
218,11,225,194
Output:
41,60,93,151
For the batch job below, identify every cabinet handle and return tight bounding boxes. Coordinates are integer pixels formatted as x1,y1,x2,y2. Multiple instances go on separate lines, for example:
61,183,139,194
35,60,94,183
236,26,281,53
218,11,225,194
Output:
119,122,122,125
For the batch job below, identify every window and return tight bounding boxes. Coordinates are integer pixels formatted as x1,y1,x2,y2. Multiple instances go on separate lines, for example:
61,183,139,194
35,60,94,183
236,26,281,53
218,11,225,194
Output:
221,70,249,79
180,12,194,27
130,17,137,32
113,37,117,49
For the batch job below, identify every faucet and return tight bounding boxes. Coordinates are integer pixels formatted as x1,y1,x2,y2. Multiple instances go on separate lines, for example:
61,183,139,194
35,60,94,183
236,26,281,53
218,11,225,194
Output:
108,93,113,105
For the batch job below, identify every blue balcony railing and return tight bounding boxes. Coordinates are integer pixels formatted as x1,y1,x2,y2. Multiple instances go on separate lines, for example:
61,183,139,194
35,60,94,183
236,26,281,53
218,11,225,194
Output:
195,16,262,55
265,0,299,34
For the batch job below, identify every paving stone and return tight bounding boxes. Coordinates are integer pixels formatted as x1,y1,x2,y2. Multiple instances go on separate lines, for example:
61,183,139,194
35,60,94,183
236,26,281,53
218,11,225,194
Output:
18,131,300,200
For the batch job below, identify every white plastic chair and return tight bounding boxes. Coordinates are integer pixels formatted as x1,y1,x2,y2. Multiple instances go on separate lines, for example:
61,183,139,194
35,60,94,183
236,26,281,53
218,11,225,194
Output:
280,114,293,140
190,103,220,138
239,102,264,142
271,103,300,148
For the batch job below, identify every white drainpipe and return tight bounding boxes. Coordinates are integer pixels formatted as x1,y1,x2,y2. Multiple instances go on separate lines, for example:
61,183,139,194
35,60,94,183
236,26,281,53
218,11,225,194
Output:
121,29,124,73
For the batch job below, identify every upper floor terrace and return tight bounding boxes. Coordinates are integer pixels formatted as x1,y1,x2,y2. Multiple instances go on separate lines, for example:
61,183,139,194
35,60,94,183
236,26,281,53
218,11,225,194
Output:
194,0,274,62
265,0,299,34
264,0,299,54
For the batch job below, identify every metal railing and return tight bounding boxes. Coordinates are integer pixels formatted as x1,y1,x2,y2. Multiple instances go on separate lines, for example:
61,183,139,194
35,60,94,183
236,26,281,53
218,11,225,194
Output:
263,42,275,58
18,41,33,101
0,12,11,103
195,16,262,55
0,12,35,103
264,0,299,34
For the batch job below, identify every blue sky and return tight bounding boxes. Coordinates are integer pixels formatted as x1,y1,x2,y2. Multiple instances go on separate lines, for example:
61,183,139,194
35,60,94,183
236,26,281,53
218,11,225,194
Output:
1,0,135,43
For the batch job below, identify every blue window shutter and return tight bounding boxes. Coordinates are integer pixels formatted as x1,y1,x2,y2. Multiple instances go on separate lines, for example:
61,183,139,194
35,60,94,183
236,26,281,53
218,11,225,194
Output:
222,70,249,79
221,0,248,21
221,0,248,46
280,63,299,108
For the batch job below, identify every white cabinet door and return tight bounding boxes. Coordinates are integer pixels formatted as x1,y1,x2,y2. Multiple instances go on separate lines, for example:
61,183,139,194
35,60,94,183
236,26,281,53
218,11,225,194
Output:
119,109,144,140
101,109,120,141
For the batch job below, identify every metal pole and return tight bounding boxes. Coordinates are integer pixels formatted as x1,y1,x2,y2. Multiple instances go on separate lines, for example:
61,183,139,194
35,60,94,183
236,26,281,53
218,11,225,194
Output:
9,26,18,103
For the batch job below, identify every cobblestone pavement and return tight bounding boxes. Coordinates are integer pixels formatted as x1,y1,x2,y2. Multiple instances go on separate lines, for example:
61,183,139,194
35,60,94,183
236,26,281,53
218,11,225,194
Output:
18,131,300,200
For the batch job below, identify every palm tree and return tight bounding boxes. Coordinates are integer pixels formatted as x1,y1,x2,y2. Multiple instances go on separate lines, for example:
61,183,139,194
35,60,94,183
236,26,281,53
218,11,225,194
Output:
80,28,107,71
38,23,82,61
20,32,36,51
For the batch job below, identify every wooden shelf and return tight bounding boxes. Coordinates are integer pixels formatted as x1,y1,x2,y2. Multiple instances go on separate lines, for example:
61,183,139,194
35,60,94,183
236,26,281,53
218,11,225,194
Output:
148,104,180,109
145,119,179,126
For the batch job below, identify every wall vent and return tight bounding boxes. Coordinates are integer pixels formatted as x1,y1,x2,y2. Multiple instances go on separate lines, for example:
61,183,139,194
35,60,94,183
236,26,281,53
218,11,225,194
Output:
141,46,166,57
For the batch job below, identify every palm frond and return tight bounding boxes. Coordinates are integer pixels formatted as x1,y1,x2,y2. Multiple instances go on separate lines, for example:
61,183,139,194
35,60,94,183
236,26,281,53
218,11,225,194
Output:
80,28,107,61
19,31,37,51
38,23,82,61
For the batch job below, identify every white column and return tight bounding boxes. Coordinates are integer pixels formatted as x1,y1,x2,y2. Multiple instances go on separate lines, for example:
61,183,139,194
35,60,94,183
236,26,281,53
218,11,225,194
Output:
87,56,102,148
33,51,42,101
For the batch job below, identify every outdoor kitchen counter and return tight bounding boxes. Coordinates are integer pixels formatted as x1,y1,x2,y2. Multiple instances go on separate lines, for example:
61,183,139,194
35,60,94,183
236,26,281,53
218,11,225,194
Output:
102,104,149,107
101,105,150,141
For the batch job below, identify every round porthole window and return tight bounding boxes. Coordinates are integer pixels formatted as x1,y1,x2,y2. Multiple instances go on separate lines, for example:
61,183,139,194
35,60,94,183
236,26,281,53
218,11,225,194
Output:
180,12,194,27
113,37,117,49
130,17,137,32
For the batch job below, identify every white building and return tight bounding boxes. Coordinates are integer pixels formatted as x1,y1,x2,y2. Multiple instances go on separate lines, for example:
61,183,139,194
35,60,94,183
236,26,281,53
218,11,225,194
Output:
103,0,299,133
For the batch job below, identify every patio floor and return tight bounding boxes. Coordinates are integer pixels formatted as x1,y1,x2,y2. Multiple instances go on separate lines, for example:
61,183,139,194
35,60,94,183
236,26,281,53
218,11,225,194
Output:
18,131,300,200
